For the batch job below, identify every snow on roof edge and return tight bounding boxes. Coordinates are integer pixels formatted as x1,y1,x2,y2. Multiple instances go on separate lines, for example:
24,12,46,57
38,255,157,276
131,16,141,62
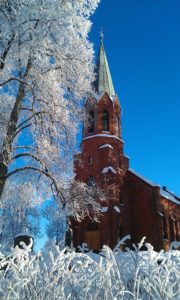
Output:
128,168,160,187
94,91,116,102
102,166,117,174
114,206,120,213
101,207,108,213
15,232,34,239
83,134,124,143
160,190,180,205
99,144,114,150
128,169,179,206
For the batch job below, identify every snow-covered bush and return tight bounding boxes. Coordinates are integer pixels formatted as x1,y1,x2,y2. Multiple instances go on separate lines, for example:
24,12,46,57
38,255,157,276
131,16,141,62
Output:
0,238,179,299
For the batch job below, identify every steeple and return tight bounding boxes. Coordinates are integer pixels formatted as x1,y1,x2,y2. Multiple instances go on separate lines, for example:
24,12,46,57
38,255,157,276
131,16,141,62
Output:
95,33,115,97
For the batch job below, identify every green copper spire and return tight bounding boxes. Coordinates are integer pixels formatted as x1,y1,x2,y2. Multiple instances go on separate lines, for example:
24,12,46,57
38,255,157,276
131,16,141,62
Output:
95,33,115,97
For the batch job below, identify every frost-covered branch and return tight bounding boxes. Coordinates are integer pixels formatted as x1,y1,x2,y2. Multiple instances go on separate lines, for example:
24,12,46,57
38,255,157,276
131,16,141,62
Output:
0,0,100,203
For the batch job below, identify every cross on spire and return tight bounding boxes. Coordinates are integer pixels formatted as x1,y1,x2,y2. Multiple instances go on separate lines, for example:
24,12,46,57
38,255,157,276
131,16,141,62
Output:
100,29,104,42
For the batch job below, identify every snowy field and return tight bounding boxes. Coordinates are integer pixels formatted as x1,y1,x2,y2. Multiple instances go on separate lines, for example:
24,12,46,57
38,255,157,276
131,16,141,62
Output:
0,238,179,300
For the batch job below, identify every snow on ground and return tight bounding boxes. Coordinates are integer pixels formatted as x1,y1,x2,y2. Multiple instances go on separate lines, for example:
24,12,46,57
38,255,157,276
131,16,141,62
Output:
0,238,179,299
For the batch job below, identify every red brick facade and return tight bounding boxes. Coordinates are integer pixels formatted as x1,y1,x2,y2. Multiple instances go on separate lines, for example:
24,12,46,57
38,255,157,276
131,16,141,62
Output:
71,91,180,251
71,39,180,251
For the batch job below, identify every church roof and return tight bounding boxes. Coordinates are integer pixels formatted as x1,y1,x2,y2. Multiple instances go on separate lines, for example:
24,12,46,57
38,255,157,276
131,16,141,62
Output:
94,34,115,97
160,189,180,205
128,169,159,187
129,169,180,206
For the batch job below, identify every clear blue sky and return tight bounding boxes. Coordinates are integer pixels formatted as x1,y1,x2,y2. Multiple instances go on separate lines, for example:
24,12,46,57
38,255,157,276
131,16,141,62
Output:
88,0,180,195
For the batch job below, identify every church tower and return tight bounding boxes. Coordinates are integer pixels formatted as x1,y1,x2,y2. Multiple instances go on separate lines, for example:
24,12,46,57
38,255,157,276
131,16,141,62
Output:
72,35,129,250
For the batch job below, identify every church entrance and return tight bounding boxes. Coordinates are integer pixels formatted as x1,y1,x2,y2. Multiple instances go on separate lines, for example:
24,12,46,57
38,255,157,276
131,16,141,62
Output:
85,222,100,250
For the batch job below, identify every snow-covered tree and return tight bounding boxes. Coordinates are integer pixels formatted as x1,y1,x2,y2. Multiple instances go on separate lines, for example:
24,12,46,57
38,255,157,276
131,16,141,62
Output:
43,180,105,247
44,201,66,246
65,180,105,221
43,181,104,249
0,181,42,252
0,0,100,207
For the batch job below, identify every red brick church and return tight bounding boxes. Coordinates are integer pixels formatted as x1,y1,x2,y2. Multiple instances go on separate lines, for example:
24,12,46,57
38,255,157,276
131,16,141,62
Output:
71,36,180,252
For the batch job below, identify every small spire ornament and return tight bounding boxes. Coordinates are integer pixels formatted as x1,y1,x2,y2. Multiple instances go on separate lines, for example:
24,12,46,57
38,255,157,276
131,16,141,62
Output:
100,28,104,41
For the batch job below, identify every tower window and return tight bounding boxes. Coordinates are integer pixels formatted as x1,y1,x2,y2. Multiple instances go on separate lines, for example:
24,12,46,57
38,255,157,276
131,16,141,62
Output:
117,159,122,169
119,191,124,204
87,176,95,187
88,155,93,165
102,110,109,131
88,111,94,133
116,113,119,135
86,221,99,231
162,216,168,240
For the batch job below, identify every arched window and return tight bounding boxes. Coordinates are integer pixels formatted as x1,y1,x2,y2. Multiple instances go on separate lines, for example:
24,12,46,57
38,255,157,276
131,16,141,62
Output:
102,110,109,131
85,222,100,250
169,217,175,241
119,191,124,204
87,176,95,187
176,220,179,241
116,113,119,135
162,216,168,240
86,222,99,231
88,111,94,133
88,155,93,165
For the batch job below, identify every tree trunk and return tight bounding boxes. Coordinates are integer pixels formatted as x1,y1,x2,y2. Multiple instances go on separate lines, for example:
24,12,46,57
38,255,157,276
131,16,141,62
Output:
0,84,25,198
0,32,15,70
0,58,31,198
0,162,8,198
